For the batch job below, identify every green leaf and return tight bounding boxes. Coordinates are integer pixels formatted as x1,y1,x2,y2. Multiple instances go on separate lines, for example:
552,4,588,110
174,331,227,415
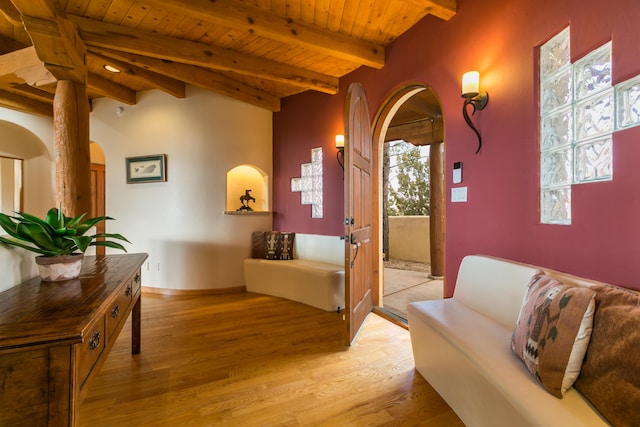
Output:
91,233,130,243
0,213,19,238
45,207,63,229
0,236,57,256
75,216,113,235
16,223,58,251
64,212,87,229
16,211,56,235
54,227,77,237
69,235,91,253
91,240,128,252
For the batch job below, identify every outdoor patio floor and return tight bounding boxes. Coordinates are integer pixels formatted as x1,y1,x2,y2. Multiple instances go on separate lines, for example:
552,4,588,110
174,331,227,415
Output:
382,262,443,320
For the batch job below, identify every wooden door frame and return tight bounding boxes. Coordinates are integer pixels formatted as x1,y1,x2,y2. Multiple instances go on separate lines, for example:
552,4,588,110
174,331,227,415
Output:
371,83,446,307
91,162,106,256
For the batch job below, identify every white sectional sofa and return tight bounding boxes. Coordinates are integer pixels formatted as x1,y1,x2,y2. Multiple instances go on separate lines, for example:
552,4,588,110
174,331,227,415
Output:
408,255,611,427
243,233,345,312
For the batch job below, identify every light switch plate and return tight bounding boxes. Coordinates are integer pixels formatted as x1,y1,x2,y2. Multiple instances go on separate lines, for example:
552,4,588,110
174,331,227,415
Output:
451,187,467,202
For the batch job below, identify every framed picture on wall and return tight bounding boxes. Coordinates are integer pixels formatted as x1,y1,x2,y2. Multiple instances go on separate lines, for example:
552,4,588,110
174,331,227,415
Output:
126,154,167,183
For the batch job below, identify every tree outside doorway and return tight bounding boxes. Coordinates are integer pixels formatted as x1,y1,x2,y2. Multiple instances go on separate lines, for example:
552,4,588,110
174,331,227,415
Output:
383,140,430,260
387,140,430,216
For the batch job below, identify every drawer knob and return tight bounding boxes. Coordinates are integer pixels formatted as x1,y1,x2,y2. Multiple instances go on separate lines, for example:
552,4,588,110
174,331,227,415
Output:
125,286,132,297
89,330,101,350
134,273,141,283
111,304,120,318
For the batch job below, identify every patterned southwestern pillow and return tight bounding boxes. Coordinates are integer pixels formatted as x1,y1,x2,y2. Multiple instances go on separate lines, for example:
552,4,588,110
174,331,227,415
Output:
264,231,295,260
574,285,640,427
511,273,596,398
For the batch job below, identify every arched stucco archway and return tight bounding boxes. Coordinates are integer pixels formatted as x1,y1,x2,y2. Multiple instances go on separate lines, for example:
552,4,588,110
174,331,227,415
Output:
371,83,446,315
0,120,55,291
0,120,54,217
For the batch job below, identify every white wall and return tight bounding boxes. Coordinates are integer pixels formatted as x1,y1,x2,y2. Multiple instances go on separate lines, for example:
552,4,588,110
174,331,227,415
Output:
0,86,273,291
0,113,55,291
90,87,273,290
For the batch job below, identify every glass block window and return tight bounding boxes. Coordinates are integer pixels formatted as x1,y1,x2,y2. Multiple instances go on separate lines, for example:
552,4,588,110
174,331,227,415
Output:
574,137,612,182
540,28,640,224
291,147,323,218
540,27,574,225
615,74,640,130
539,29,619,224
573,43,612,100
541,187,572,225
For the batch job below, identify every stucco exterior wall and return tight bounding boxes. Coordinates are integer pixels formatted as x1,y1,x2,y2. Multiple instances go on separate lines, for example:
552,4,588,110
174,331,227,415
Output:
388,216,430,263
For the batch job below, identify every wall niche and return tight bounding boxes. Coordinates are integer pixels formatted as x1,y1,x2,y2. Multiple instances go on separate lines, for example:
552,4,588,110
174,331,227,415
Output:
225,164,270,214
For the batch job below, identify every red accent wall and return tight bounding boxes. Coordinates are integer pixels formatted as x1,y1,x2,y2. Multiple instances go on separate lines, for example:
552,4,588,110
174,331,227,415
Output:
273,0,640,294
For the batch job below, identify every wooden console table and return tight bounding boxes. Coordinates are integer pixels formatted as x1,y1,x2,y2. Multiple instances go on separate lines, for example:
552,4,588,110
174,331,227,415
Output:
0,253,148,426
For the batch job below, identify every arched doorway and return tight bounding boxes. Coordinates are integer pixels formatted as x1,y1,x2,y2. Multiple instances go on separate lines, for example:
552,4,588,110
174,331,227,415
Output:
371,83,445,322
0,120,54,290
0,120,54,216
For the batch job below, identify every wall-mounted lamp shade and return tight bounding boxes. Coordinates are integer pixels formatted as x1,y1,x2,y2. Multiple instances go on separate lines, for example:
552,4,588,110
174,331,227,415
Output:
462,71,480,97
335,134,345,149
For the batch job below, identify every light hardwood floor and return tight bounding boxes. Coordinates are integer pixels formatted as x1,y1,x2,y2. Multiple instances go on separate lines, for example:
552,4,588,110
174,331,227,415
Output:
79,292,463,426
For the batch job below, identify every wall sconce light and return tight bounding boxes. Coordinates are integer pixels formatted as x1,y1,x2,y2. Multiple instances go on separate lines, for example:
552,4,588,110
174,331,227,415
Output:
335,134,345,170
461,71,489,154
103,64,121,73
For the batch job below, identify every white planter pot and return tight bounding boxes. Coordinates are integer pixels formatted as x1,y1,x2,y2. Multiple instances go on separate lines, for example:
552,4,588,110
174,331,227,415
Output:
35,254,84,282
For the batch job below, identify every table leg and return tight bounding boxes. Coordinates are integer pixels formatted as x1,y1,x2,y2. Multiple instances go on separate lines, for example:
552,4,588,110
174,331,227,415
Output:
132,295,141,354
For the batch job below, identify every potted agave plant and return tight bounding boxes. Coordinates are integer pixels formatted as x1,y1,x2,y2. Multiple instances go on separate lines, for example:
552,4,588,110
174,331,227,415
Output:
0,206,129,282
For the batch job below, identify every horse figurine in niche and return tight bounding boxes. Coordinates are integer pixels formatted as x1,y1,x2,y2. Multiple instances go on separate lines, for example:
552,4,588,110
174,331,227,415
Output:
238,189,256,211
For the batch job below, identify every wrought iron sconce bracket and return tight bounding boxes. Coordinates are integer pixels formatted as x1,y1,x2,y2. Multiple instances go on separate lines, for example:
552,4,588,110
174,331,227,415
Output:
462,92,489,154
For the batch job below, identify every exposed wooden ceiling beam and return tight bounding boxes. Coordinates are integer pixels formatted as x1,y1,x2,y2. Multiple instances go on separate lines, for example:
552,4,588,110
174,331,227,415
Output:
0,46,56,87
0,89,52,116
91,47,280,112
144,0,385,69
10,0,87,84
90,52,185,99
0,34,27,55
7,83,54,104
0,0,20,26
88,73,137,105
72,16,338,95
385,119,444,144
405,0,457,21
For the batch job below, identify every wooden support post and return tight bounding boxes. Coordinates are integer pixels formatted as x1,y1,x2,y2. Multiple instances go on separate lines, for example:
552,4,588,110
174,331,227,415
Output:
429,142,445,278
53,80,91,217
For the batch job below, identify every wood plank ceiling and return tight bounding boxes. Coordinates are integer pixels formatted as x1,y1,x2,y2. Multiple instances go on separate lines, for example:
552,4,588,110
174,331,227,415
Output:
0,0,456,116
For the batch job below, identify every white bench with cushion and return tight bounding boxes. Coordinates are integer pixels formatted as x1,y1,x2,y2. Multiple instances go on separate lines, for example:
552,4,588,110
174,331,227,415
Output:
243,233,345,312
408,254,640,427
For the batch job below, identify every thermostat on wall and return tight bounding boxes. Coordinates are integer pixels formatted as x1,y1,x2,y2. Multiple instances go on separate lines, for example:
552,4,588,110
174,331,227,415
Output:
453,162,463,184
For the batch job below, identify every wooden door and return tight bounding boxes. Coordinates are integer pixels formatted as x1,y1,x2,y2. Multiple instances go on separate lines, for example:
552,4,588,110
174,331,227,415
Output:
344,83,374,345
91,163,106,256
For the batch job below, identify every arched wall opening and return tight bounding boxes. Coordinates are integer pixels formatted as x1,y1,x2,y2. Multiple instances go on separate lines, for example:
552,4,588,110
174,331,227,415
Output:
225,164,270,213
0,120,54,291
371,83,446,318
0,120,54,217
